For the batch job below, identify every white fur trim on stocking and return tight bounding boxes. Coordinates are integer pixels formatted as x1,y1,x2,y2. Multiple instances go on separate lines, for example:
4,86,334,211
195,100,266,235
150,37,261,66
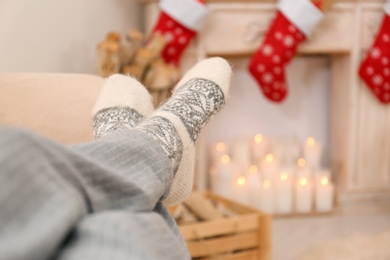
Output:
278,0,324,37
160,0,210,31
385,0,390,15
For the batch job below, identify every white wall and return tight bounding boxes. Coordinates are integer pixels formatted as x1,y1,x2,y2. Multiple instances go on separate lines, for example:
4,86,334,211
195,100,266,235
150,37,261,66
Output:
205,56,331,165
0,0,142,73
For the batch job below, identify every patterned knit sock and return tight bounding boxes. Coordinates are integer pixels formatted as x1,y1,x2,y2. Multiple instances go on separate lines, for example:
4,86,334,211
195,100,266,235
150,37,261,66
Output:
137,57,232,205
92,74,154,139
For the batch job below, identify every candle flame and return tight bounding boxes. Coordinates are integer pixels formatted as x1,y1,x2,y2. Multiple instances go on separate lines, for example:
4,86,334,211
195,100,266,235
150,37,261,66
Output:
280,172,288,181
254,134,263,143
297,158,306,168
249,165,258,174
263,179,271,188
237,176,246,186
307,137,316,147
299,178,308,186
221,155,230,164
265,153,274,163
216,142,226,152
321,177,329,186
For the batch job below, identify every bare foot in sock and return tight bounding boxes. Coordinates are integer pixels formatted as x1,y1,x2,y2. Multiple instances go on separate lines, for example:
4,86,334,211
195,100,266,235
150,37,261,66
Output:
92,74,154,139
137,57,232,205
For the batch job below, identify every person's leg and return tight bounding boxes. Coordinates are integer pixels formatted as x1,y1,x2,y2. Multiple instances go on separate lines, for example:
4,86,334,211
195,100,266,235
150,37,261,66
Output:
0,126,173,260
137,57,232,205
54,57,232,260
0,127,87,260
54,205,190,260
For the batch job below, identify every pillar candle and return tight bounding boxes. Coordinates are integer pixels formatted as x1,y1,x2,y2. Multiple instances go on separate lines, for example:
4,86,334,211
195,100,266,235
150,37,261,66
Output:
247,165,262,210
211,142,227,166
315,175,334,212
253,133,270,163
295,176,313,213
315,168,331,184
284,136,301,168
233,176,249,205
275,170,293,214
260,179,274,214
261,153,279,180
232,138,251,176
303,137,322,169
214,155,235,200
296,158,312,180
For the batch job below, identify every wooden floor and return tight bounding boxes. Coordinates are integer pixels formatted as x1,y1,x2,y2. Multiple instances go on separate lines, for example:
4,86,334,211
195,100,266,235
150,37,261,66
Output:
272,209,390,260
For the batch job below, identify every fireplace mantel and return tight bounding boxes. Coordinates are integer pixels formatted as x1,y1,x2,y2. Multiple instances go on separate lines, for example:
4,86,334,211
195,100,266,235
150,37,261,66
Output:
141,0,390,209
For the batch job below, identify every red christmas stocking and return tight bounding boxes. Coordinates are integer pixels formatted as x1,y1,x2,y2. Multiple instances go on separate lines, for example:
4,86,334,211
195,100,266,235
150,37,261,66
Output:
150,0,209,67
358,1,390,104
248,0,324,102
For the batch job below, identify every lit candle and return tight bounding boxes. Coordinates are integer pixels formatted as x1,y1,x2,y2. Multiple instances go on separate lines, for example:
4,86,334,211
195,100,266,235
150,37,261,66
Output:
232,138,251,176
253,133,270,163
314,168,331,184
284,136,301,168
261,153,279,180
214,155,235,200
233,176,249,205
297,157,306,168
295,176,313,213
296,158,312,180
275,170,293,214
260,179,274,214
247,165,262,210
303,137,322,169
315,175,334,212
212,142,227,166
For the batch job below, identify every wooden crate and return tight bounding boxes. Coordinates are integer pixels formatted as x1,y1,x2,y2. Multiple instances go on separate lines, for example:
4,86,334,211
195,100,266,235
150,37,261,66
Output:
177,192,271,260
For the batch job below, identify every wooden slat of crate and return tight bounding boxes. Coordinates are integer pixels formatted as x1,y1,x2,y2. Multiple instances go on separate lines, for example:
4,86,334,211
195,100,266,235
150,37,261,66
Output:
199,249,259,260
259,213,272,260
187,230,258,258
177,192,272,260
180,213,259,241
204,192,256,214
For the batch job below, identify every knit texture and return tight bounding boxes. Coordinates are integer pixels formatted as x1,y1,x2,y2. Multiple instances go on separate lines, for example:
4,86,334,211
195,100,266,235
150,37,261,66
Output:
92,74,154,139
137,57,232,205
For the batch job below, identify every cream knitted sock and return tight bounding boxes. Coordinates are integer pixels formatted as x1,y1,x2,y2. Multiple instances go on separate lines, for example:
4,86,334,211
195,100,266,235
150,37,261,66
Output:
92,74,154,139
137,57,232,205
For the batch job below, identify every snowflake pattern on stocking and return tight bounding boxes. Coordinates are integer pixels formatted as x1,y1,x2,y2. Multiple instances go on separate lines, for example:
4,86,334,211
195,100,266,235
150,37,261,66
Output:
359,13,390,103
150,0,209,66
248,11,307,102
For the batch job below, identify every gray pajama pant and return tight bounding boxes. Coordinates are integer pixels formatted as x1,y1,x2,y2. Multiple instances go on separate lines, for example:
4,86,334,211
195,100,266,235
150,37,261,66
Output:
0,127,190,260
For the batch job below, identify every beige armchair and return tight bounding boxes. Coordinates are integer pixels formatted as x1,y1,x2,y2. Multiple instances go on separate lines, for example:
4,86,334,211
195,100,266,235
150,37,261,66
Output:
0,73,103,144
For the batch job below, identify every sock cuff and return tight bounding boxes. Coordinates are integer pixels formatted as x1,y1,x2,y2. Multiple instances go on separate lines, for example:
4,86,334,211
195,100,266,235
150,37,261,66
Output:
92,74,154,117
278,0,324,37
160,0,210,31
176,57,232,98
385,0,390,15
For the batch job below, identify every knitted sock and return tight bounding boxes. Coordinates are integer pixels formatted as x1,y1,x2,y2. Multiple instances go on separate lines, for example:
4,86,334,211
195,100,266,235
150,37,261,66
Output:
137,57,232,205
92,74,154,139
